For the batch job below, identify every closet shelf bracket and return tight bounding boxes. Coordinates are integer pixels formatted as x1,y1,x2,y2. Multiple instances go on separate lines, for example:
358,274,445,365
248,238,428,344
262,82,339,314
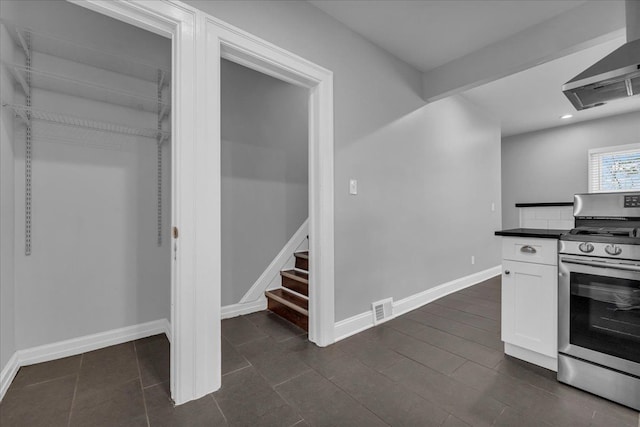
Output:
158,133,170,145
15,29,30,60
158,70,168,91
159,104,171,122
7,65,30,95
8,103,29,124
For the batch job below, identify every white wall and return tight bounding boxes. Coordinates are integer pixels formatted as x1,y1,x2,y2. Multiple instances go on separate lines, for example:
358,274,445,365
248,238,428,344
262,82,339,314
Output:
1,23,17,371
502,111,640,229
1,1,171,351
221,59,308,306
184,0,502,321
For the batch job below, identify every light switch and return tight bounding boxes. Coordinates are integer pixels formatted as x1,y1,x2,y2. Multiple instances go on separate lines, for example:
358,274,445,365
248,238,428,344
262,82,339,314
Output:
349,179,358,195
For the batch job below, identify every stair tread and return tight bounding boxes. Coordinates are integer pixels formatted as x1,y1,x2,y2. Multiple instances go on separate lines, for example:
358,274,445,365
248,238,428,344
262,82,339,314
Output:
265,288,308,314
281,269,308,282
294,251,309,260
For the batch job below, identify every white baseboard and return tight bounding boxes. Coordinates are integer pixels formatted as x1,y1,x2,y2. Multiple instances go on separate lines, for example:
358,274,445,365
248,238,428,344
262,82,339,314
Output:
334,312,374,342
334,266,501,342
393,266,502,317
239,219,308,304
162,318,172,343
0,318,170,401
0,353,19,402
221,297,267,319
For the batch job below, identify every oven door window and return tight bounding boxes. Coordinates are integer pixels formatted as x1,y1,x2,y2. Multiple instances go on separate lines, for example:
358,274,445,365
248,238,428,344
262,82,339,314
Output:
570,272,640,364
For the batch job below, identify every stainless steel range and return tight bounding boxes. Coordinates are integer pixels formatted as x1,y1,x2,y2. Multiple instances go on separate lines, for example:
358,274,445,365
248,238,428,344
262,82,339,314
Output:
558,192,640,411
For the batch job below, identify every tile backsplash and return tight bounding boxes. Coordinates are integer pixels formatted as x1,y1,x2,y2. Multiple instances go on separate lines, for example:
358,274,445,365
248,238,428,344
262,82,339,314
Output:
519,206,574,230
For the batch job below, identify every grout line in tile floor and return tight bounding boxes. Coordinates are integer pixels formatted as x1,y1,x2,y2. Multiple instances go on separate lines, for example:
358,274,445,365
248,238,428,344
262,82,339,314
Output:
432,301,495,319
133,340,151,427
271,368,313,388
66,354,83,427
320,360,399,426
271,381,306,425
16,374,74,390
221,362,253,377
142,381,164,390
231,316,312,426
419,303,501,330
210,394,228,424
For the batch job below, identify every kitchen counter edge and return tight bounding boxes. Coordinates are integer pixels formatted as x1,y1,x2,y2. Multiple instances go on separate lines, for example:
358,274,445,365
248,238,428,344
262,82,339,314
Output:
494,228,569,239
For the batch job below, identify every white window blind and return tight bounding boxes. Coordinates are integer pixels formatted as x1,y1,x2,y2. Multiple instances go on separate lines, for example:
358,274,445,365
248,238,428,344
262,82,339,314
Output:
589,144,640,193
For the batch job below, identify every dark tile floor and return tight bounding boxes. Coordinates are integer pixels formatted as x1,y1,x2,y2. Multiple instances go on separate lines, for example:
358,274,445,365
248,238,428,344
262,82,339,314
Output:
2,276,639,426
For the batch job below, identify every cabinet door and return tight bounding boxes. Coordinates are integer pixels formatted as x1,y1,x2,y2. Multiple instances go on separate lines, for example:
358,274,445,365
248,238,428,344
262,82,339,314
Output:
501,260,557,357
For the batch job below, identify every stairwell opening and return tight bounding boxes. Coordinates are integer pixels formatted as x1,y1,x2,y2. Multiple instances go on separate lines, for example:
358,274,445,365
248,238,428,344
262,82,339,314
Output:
220,58,311,337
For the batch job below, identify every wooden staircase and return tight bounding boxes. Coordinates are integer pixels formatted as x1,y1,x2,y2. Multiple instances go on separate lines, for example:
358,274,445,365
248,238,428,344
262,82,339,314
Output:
265,251,309,331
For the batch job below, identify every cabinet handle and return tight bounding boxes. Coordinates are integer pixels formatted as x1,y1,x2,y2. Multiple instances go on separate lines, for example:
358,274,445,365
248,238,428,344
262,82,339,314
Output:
505,270,510,275
520,245,537,254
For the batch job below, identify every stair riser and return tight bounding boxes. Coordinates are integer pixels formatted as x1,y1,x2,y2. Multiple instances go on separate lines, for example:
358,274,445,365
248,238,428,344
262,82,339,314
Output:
268,299,308,331
282,275,308,297
295,257,308,271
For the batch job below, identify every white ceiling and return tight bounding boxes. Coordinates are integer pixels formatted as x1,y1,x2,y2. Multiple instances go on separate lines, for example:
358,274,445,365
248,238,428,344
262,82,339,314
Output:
309,0,588,71
464,36,640,137
308,0,640,137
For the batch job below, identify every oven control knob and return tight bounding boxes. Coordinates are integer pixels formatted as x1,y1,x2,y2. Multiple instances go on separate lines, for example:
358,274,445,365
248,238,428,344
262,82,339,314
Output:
605,245,622,256
578,242,594,253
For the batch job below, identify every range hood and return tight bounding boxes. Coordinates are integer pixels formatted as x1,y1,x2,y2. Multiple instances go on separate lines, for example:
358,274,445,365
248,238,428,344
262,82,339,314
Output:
562,0,640,110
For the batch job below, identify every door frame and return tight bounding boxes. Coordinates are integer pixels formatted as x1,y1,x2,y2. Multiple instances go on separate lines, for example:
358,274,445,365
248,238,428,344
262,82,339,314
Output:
70,0,335,405
206,14,335,347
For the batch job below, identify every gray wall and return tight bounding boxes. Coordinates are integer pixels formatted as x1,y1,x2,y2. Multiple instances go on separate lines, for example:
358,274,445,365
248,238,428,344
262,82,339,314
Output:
335,95,502,318
186,1,502,321
1,23,16,371
1,1,171,353
502,111,640,229
221,59,308,306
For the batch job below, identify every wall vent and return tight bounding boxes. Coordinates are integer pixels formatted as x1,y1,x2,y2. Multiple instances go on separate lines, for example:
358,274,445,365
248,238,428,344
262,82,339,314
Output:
372,298,393,325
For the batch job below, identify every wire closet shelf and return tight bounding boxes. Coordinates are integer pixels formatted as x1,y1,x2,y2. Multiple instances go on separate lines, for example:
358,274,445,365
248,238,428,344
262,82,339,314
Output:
3,103,171,143
4,62,171,116
1,19,171,253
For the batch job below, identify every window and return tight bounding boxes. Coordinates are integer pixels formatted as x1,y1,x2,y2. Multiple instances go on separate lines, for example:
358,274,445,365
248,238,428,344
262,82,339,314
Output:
589,144,640,193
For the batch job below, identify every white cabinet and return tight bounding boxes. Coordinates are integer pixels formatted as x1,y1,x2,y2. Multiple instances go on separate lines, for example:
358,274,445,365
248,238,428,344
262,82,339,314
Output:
502,260,557,356
501,237,558,371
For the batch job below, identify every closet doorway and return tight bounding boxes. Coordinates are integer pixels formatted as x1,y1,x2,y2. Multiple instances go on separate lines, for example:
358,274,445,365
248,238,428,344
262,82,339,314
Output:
0,0,177,402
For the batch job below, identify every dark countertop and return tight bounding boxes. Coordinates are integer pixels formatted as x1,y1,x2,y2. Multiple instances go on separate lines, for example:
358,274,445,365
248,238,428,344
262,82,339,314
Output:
515,202,573,208
494,228,569,239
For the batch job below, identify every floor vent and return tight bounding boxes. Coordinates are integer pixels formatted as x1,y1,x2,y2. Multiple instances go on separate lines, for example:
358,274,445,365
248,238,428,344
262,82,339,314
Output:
372,298,393,325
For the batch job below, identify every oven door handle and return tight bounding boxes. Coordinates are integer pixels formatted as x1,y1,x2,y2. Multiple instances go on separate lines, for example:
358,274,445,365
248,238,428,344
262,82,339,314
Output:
560,257,640,272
